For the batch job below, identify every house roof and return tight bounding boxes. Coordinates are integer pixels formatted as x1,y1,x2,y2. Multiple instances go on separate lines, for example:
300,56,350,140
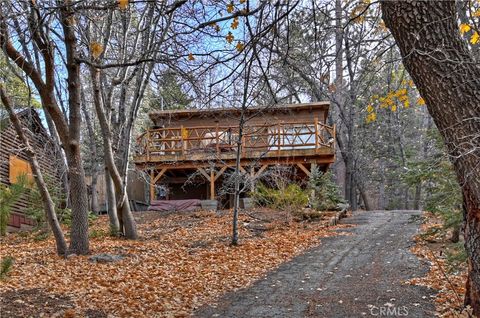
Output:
0,108,47,134
148,101,330,122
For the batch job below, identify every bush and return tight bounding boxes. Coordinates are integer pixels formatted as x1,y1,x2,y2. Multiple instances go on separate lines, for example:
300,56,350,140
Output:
253,182,308,210
0,175,27,235
0,256,14,280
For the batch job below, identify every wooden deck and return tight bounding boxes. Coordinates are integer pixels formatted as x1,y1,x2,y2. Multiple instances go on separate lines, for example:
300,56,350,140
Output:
134,120,335,167
133,119,336,202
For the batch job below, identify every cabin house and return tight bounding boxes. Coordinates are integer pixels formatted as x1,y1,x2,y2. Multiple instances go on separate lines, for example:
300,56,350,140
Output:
0,109,64,231
133,102,336,209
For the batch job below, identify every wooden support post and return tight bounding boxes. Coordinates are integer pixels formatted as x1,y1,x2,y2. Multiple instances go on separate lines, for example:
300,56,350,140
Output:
210,170,215,200
250,166,255,193
314,116,319,153
150,168,168,204
150,170,155,204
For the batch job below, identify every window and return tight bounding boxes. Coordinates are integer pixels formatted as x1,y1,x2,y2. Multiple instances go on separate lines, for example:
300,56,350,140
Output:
9,155,34,186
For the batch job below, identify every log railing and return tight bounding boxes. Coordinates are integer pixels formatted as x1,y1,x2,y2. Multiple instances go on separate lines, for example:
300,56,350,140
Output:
135,120,335,161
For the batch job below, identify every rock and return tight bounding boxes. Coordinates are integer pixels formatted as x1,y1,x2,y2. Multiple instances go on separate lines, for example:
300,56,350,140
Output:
88,253,124,263
66,253,77,260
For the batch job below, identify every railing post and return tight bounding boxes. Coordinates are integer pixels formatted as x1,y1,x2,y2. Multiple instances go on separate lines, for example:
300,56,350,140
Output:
146,130,150,160
314,116,319,153
180,125,186,155
216,124,220,156
277,122,282,155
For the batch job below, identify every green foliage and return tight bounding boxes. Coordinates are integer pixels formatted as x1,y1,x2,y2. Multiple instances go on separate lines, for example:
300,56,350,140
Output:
148,72,192,111
89,228,108,239
0,52,41,108
403,129,463,234
446,242,468,270
109,224,120,237
253,182,308,210
0,256,14,280
24,175,69,228
0,175,27,235
307,168,344,211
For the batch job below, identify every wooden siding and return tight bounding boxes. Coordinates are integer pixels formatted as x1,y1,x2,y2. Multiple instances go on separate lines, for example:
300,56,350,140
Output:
0,111,64,229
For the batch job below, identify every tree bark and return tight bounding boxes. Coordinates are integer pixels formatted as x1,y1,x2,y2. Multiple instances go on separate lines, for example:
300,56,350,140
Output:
0,87,67,255
381,1,480,314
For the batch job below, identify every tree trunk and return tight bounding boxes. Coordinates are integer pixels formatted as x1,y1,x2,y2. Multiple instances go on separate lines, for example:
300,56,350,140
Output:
381,1,480,313
105,167,120,233
231,113,244,246
0,88,67,255
90,67,137,239
81,89,100,214
60,5,90,255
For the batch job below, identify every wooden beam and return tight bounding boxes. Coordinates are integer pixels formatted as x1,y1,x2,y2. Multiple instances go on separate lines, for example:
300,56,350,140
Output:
297,163,311,176
197,167,210,180
254,164,269,178
153,168,167,184
214,166,228,181
239,166,247,174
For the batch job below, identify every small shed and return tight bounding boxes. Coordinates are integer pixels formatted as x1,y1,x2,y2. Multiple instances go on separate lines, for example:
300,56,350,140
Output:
0,109,64,231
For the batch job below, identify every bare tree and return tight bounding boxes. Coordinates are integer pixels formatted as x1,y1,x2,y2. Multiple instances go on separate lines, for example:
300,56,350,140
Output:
0,86,67,255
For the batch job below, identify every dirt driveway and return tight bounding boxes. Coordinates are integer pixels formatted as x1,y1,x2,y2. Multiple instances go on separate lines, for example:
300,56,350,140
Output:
194,210,436,318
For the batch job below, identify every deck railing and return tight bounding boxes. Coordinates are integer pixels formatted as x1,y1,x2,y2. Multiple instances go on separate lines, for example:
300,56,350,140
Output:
135,120,335,161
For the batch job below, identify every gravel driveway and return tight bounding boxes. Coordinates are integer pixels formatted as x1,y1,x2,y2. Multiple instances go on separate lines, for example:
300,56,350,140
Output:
194,210,436,318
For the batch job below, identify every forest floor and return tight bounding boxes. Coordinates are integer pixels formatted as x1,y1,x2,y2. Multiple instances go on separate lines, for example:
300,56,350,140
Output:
0,208,349,317
407,212,471,318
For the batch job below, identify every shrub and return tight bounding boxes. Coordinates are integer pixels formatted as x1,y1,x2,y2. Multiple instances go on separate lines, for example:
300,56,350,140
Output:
0,256,14,280
253,182,308,210
0,175,27,235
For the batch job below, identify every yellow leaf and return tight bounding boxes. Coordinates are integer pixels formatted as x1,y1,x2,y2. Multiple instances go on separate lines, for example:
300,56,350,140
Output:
119,0,128,10
226,32,234,44
90,42,103,59
460,23,471,35
417,97,426,106
236,41,244,52
366,112,377,123
404,100,410,108
231,17,239,30
391,104,397,112
240,0,246,3
470,31,479,44
366,104,374,113
227,2,234,13
188,53,195,61
473,9,480,17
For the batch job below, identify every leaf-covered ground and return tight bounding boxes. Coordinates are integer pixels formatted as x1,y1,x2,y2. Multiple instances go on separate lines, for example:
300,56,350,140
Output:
407,212,471,318
0,209,348,317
